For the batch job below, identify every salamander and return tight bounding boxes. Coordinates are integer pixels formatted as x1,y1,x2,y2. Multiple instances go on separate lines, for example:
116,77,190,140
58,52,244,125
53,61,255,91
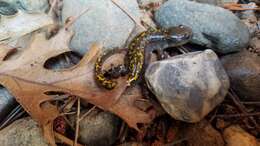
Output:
95,25,193,89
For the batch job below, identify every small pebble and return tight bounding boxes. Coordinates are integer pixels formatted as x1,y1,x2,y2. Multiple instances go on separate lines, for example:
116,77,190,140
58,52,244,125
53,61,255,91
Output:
223,125,259,146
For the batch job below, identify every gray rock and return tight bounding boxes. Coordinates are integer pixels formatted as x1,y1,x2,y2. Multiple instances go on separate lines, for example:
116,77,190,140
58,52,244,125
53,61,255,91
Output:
1,0,49,13
0,1,17,16
0,117,49,146
145,50,230,122
75,110,121,146
16,0,49,13
221,50,260,101
62,0,141,55
155,0,250,54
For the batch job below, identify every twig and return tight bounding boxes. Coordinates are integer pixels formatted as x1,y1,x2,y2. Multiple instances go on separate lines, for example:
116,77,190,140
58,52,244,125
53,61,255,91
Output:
209,107,219,122
48,0,58,16
65,8,90,29
73,98,81,146
79,106,96,122
241,101,260,105
63,116,75,131
165,138,188,146
110,0,146,31
54,132,83,146
228,90,260,131
59,111,77,116
0,105,24,130
223,3,260,11
216,112,260,118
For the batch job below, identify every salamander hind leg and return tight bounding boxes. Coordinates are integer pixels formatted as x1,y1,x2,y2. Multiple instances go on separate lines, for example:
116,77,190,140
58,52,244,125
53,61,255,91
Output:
94,51,118,90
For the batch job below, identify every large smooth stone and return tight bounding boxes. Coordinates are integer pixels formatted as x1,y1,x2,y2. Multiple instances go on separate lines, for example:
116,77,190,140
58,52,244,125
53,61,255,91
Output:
221,50,260,101
155,0,250,54
145,49,230,122
62,0,141,55
0,117,49,146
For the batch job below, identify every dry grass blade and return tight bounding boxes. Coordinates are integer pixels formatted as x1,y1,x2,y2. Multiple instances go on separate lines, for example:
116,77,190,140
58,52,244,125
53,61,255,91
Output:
111,0,146,31
74,98,81,146
55,132,83,146
79,106,96,122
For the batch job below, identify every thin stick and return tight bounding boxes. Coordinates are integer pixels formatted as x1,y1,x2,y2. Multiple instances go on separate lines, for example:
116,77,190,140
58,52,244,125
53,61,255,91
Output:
48,0,58,16
65,8,90,29
59,111,77,116
54,132,83,146
111,0,146,30
241,101,260,105
216,112,260,118
228,90,260,131
165,138,188,146
79,106,96,122
73,98,81,146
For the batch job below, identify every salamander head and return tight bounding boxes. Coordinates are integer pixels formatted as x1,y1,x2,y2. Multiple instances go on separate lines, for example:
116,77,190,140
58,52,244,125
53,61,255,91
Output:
165,25,193,43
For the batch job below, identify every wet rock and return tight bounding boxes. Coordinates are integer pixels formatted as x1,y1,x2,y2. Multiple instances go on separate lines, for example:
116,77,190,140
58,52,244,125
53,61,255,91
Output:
0,117,49,146
223,125,259,146
185,120,224,146
71,109,121,146
145,49,230,122
155,0,250,54
0,1,17,16
221,50,260,101
0,85,16,123
62,0,141,55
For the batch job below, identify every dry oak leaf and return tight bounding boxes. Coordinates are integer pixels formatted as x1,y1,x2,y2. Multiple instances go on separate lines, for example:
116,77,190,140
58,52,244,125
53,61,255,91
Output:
0,28,151,145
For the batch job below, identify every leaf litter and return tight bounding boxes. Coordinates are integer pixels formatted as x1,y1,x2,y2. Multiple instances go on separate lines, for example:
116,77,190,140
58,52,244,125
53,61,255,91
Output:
0,25,152,145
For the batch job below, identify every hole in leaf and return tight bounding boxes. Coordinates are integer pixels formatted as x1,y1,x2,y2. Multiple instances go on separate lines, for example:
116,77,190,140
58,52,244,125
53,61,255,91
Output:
44,51,82,70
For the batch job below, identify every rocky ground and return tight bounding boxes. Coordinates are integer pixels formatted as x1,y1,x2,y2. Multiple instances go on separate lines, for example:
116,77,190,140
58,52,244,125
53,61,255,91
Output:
0,0,259,146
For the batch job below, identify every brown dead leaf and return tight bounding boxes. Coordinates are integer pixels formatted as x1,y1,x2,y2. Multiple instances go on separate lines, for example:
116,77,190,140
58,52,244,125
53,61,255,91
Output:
0,28,151,145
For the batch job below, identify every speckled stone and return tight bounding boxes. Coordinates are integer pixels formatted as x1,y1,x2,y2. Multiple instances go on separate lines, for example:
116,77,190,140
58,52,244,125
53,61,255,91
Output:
0,117,49,146
145,50,230,122
155,0,250,54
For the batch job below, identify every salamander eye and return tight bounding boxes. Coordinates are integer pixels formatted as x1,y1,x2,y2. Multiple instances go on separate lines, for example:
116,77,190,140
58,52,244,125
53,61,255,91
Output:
179,25,184,28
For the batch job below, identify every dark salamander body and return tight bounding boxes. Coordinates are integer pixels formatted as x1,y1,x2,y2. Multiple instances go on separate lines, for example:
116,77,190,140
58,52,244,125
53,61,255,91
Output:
95,25,193,89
